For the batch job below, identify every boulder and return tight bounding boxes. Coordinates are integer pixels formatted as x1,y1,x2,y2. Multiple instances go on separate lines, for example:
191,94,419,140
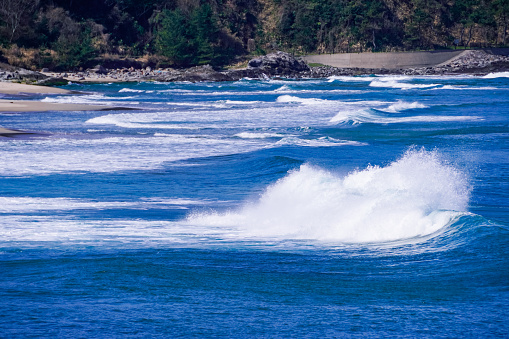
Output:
37,77,69,86
248,51,310,75
90,64,108,74
156,65,234,82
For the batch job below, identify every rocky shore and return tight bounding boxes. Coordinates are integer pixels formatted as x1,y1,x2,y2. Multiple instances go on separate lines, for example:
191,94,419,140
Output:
305,50,509,77
1,50,509,86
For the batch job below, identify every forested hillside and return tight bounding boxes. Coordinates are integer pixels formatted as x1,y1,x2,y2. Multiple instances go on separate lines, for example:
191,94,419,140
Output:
0,0,507,70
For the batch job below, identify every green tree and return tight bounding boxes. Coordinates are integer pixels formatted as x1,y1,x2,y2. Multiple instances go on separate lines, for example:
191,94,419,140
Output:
191,4,217,65
494,0,509,45
155,8,197,67
54,22,96,70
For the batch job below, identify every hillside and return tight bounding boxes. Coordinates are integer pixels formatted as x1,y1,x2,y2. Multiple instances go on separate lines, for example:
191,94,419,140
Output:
0,0,507,70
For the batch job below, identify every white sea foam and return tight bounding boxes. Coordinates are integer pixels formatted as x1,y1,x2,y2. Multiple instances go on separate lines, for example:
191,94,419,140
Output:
0,196,214,214
0,197,137,213
274,85,292,92
189,149,470,243
483,71,509,79
381,100,428,113
235,132,286,139
86,113,203,129
437,85,498,90
0,135,266,176
223,100,263,105
276,95,330,105
119,88,145,93
41,94,117,105
369,78,440,89
0,150,470,246
0,216,237,245
327,75,375,82
329,109,479,124
274,136,365,147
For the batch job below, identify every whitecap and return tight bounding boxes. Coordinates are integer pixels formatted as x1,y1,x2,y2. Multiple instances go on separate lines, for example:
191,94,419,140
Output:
276,95,329,105
235,132,285,139
273,136,365,147
369,78,440,89
327,75,375,82
188,148,470,243
381,100,428,113
329,108,480,124
119,88,145,93
483,71,509,79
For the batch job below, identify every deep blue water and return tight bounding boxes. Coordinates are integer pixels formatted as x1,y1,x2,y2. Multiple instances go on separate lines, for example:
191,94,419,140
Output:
1,74,508,337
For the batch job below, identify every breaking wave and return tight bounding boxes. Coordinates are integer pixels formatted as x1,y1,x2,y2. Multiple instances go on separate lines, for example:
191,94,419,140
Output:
380,100,428,113
189,149,471,243
369,78,440,89
483,71,509,79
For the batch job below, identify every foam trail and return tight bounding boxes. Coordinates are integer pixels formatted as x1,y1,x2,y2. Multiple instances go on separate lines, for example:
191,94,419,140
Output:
190,149,470,243
235,132,285,139
369,78,439,89
483,71,509,79
381,100,428,113
276,95,329,105
329,109,479,124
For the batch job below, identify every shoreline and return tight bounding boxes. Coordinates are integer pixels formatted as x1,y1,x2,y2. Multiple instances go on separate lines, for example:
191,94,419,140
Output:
0,82,130,137
0,99,123,113
33,49,509,84
1,49,508,136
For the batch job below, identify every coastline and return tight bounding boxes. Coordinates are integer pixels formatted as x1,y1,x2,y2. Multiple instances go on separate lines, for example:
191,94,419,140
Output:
1,49,508,136
0,99,119,112
0,82,127,137
33,49,509,84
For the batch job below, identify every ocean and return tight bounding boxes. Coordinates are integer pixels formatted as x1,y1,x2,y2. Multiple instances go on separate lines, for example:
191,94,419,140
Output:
1,73,508,337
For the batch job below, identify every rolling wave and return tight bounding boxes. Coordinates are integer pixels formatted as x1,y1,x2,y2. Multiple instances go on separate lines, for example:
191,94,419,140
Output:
380,100,428,113
330,107,479,124
189,149,471,243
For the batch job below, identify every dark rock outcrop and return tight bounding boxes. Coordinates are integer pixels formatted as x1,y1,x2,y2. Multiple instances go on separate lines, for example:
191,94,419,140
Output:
158,65,234,82
0,64,47,82
247,51,310,75
36,77,69,86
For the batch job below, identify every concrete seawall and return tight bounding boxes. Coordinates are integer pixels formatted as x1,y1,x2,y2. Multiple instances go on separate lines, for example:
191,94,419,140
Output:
302,50,467,69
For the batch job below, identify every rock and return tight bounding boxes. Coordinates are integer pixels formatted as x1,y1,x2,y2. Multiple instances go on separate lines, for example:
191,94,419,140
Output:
90,65,108,74
247,51,310,75
0,66,47,81
153,65,234,82
37,77,69,86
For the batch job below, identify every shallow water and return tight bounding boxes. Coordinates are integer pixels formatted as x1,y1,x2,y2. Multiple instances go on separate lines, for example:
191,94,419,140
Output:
1,74,508,337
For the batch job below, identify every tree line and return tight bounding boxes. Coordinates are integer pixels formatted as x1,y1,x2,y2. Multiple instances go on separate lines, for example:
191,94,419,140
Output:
0,0,507,70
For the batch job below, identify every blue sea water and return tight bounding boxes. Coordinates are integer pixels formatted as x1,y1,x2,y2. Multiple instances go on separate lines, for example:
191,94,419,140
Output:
1,73,508,337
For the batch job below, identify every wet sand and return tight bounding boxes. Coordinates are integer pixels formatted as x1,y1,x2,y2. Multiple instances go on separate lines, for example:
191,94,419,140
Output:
0,82,118,136
0,99,112,112
0,82,71,95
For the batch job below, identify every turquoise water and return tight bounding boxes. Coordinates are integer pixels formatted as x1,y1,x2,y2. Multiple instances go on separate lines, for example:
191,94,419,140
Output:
1,74,508,337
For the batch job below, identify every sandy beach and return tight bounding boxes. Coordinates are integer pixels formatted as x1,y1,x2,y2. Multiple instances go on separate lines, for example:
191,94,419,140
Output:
0,99,112,112
0,82,72,95
0,82,117,136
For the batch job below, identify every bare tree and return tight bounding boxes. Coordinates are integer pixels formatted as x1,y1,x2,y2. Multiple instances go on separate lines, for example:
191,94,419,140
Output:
0,0,39,43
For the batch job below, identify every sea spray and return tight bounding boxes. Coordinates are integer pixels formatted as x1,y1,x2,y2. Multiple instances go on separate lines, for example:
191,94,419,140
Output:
189,149,471,242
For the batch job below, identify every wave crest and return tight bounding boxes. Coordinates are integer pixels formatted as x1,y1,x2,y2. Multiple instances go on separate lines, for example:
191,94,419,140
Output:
189,149,470,243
